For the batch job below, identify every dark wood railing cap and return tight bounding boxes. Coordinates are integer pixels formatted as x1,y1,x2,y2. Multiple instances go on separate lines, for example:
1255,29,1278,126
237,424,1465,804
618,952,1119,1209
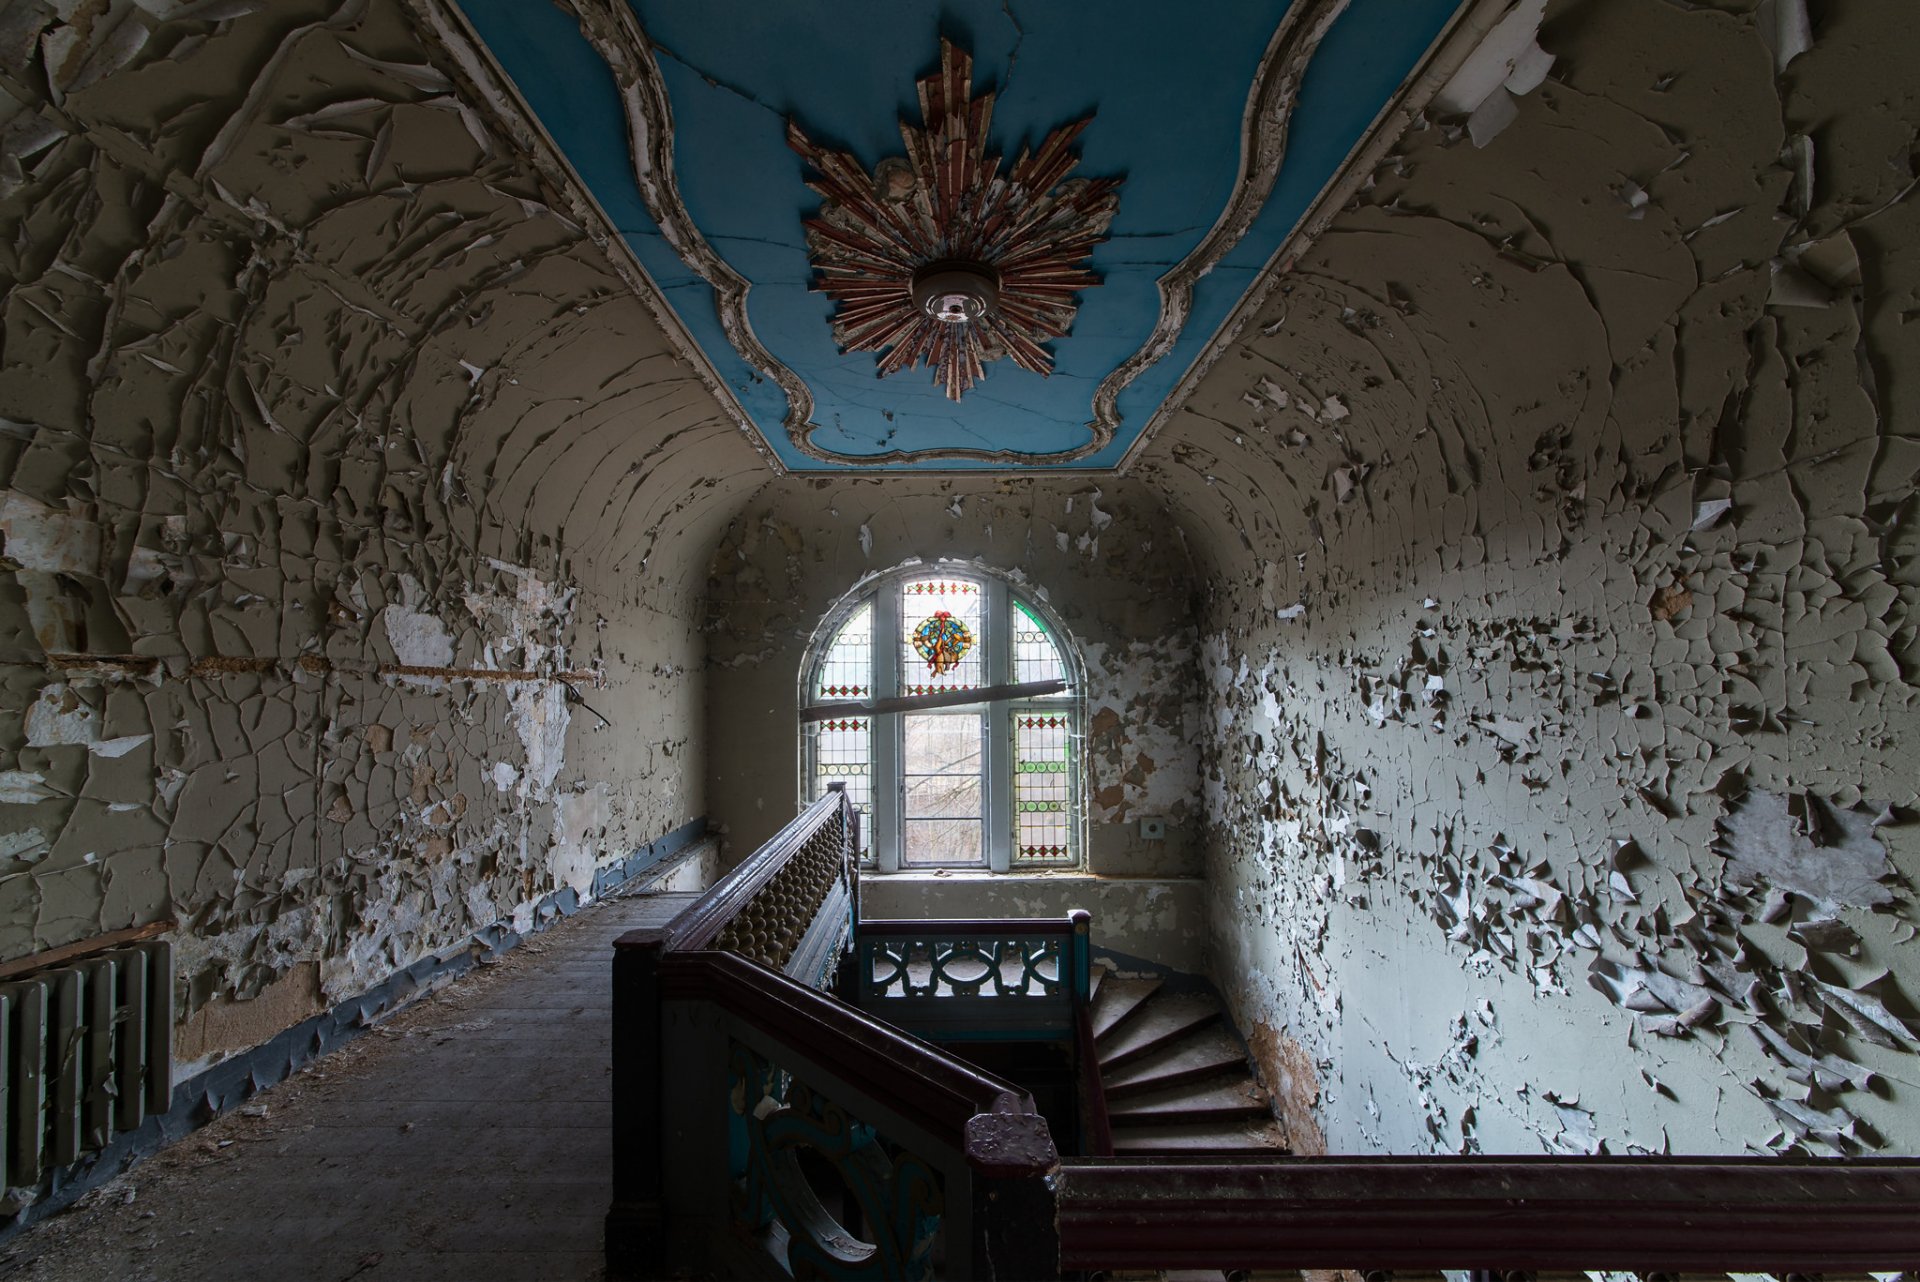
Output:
964,1102,1060,1178
1055,1156,1920,1272
857,916,1082,938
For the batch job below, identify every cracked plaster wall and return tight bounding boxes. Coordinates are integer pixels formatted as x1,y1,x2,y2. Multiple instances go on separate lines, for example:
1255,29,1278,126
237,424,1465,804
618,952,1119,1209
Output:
0,0,762,1074
703,476,1206,891
1139,0,1920,1156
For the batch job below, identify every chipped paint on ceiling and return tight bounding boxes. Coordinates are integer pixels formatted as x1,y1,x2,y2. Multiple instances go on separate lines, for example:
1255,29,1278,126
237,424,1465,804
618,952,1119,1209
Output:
452,0,1466,470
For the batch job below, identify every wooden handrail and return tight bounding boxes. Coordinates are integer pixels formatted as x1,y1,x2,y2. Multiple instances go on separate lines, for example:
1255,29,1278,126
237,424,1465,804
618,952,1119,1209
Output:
659,948,1045,1159
628,790,846,954
1056,1155,1920,1271
608,784,1063,1280
855,916,1082,938
1073,1005,1113,1157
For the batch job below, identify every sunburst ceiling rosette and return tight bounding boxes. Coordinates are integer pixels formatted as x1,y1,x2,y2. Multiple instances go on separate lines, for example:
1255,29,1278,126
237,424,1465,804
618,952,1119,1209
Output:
786,39,1122,402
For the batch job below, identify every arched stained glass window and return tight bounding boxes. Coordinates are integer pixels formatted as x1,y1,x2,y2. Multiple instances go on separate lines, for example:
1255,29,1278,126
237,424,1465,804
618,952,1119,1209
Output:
801,567,1081,871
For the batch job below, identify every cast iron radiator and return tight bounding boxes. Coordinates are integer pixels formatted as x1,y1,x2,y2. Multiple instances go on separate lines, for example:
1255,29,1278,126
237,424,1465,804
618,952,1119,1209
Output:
0,940,173,1184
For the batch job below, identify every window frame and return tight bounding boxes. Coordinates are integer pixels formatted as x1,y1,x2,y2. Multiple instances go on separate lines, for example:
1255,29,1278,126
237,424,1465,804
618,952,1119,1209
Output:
799,565,1084,873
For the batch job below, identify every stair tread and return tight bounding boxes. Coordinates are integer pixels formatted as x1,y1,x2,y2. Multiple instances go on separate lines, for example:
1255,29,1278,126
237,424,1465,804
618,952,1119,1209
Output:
1109,1078,1271,1123
1087,961,1109,1003
1088,976,1161,1041
1110,1118,1288,1154
1097,992,1223,1069
1101,1025,1247,1097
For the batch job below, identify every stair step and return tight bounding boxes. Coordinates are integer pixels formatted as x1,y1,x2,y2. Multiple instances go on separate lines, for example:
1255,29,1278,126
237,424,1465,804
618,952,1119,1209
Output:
1098,993,1223,1071
1109,1078,1271,1126
1110,1118,1288,1155
1087,961,1109,1003
1088,976,1161,1042
1102,1026,1247,1099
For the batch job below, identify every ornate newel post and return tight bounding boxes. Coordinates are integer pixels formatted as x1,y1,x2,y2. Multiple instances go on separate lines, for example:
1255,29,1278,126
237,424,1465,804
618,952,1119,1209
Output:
604,928,668,1278
966,1093,1063,1278
1067,907,1092,1007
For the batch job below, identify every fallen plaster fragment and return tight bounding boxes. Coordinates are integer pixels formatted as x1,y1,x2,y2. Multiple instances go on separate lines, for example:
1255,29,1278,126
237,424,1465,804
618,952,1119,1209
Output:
1691,498,1733,530
1756,0,1813,73
0,491,99,573
1768,260,1833,308
1813,979,1920,1050
0,829,47,864
1433,0,1548,117
0,771,57,804
1762,1094,1858,1152
1467,89,1519,149
381,600,455,668
1471,714,1538,756
1797,232,1861,288
1541,1091,1601,1155
1748,1024,1874,1092
23,683,97,746
1790,912,1861,955
1717,790,1895,908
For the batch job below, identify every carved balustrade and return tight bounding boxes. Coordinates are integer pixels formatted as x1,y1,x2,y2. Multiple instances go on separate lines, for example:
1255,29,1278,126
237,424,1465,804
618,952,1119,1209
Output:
852,910,1091,1042
606,788,1058,1281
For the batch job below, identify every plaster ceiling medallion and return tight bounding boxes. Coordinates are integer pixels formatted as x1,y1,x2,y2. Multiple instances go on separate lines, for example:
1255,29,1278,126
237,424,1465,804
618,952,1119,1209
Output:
786,40,1122,402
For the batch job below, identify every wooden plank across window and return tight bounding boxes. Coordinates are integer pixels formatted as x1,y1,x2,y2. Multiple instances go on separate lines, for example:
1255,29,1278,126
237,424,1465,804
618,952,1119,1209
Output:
800,677,1068,723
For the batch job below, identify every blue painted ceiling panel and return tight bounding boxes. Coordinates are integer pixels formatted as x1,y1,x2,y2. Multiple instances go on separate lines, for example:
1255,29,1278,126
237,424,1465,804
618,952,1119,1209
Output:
454,0,1464,470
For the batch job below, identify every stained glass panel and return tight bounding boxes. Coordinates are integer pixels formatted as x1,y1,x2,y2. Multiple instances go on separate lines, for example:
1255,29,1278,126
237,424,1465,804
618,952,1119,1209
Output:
816,601,872,700
899,577,983,696
1013,600,1068,691
1012,705,1073,866
810,602,873,860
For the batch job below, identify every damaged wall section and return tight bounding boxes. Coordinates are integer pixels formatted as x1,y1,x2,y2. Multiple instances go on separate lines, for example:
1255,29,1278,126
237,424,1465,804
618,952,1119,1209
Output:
0,0,764,1081
1142,0,1920,1155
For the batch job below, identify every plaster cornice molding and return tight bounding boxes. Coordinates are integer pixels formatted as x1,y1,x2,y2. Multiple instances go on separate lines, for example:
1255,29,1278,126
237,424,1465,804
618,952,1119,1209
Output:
552,0,840,465
1086,0,1351,450
1115,0,1527,474
398,0,786,476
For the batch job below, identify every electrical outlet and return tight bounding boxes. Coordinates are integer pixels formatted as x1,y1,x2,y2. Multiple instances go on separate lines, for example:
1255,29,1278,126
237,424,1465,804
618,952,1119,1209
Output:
1139,817,1166,841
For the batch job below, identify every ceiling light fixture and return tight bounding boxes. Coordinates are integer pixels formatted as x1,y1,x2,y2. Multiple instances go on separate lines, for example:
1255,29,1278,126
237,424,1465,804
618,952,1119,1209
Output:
788,39,1121,402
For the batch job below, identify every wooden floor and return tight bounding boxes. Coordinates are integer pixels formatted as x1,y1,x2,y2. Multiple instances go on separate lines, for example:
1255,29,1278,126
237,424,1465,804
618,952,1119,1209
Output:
2,892,698,1282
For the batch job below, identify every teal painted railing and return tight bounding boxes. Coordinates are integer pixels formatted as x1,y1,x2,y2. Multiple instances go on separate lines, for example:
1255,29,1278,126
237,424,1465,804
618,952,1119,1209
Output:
849,910,1092,1042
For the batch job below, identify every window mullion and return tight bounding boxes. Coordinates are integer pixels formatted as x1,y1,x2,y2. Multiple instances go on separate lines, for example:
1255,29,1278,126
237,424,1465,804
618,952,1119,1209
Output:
985,578,1011,872
873,584,902,873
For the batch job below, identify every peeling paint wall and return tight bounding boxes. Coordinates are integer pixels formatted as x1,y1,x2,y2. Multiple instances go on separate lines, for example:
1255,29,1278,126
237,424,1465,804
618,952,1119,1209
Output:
704,477,1205,880
0,0,761,1072
1143,0,1920,1155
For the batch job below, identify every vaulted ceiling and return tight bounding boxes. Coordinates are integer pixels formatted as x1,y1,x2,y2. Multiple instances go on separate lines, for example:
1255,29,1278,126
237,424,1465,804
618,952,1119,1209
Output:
448,0,1468,470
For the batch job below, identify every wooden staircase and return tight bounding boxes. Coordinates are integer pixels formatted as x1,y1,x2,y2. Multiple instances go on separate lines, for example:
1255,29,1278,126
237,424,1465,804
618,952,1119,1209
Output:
1088,964,1287,1156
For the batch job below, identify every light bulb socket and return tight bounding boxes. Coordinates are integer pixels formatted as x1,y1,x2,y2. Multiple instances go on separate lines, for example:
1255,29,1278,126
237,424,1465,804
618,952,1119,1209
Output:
910,261,1000,324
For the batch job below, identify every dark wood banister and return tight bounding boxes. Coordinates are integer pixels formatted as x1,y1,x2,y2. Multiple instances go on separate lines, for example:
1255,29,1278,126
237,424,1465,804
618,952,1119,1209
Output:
1056,1154,1920,1271
652,789,850,953
658,948,1035,1154
1073,1005,1113,1157
856,915,1084,937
